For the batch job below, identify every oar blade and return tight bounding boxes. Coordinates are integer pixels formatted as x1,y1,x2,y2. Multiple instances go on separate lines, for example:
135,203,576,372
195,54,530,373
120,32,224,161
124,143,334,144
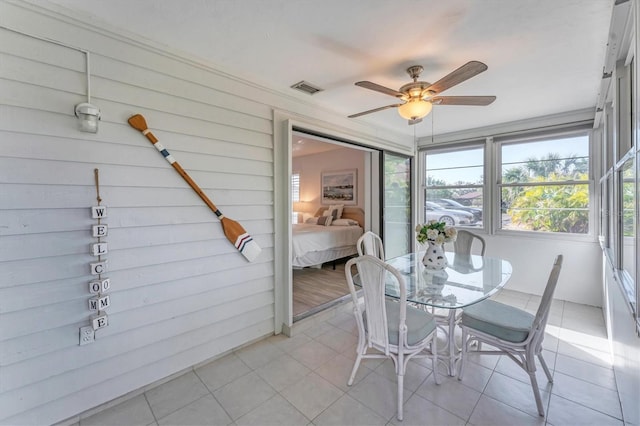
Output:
220,217,261,262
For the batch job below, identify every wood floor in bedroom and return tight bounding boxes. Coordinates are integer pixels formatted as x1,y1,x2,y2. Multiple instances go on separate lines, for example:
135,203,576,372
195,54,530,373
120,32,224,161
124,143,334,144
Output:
292,258,352,321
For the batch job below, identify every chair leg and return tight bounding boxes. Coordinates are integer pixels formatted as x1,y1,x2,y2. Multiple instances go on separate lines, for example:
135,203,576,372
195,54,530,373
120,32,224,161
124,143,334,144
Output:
528,370,545,417
457,327,467,381
538,353,553,383
347,352,363,386
432,334,440,385
397,373,404,421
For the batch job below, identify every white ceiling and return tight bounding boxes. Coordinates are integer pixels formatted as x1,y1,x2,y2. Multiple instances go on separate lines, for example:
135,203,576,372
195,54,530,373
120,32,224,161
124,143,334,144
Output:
44,0,615,138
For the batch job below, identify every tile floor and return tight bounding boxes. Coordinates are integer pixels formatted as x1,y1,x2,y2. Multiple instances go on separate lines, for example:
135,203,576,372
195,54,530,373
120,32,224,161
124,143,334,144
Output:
73,290,624,425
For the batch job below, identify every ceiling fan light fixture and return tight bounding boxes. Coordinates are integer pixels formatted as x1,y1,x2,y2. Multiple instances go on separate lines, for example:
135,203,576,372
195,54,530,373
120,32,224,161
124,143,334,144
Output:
398,99,432,120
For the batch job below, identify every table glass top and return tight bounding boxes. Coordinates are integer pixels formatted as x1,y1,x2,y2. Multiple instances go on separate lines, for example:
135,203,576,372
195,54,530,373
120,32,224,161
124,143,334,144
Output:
383,252,512,309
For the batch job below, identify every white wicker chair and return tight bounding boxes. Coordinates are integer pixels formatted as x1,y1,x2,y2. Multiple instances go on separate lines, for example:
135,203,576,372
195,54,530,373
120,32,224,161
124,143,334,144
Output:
458,255,563,417
345,255,440,421
453,229,486,256
356,231,385,260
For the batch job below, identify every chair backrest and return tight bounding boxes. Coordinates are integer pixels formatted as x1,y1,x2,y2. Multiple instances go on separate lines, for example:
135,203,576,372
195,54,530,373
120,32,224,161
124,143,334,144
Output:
531,255,563,340
453,230,486,256
345,255,406,352
357,231,385,260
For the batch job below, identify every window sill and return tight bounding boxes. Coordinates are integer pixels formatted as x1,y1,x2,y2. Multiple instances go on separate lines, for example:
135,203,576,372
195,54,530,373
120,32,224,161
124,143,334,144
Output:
495,228,598,243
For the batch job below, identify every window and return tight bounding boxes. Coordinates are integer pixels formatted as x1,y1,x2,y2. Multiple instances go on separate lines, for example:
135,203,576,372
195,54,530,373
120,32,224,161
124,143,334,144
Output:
291,172,300,223
619,156,636,282
423,143,484,228
498,133,591,234
599,52,638,331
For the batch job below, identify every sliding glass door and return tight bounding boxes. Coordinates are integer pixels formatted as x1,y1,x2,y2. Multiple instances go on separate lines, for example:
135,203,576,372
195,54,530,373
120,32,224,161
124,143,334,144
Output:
383,152,412,258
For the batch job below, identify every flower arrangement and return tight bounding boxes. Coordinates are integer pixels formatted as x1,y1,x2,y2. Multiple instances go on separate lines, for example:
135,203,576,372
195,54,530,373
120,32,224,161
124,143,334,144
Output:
416,220,457,245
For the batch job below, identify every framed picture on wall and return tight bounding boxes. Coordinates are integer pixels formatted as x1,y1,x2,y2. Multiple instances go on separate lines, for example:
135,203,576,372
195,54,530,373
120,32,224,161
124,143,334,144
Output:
321,169,357,205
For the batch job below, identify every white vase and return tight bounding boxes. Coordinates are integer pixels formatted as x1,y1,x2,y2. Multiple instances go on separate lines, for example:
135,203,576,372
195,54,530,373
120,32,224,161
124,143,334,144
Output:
422,241,448,270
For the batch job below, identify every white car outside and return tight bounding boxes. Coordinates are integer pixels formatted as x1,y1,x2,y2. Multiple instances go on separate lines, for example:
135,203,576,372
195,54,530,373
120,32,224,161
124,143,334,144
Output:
425,201,474,226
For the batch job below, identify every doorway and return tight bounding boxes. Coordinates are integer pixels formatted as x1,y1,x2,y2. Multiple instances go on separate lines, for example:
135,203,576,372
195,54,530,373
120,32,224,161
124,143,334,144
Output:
290,130,377,321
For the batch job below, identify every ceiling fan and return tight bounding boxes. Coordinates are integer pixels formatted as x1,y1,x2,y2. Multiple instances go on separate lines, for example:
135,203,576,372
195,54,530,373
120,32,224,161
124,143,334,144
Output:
348,61,496,125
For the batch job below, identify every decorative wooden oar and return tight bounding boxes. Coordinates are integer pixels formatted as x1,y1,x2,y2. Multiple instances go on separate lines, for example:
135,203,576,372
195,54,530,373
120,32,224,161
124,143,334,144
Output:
128,114,261,262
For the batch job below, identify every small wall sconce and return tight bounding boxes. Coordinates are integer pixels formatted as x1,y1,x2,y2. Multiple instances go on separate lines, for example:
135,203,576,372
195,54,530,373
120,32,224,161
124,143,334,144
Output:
74,102,101,133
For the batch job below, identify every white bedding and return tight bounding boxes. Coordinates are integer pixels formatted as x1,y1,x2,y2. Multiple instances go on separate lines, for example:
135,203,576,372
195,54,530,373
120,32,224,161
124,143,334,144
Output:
292,223,363,268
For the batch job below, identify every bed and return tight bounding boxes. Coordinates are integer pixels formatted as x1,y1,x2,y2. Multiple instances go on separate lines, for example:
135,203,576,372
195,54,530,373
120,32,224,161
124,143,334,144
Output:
292,206,365,269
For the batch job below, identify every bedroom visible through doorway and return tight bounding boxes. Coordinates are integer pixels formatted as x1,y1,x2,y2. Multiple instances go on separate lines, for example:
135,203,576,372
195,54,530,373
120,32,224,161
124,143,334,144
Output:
291,131,376,321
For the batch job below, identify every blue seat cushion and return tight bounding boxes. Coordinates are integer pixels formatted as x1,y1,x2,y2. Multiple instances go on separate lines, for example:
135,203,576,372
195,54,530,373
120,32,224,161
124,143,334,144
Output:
365,300,437,346
461,299,534,343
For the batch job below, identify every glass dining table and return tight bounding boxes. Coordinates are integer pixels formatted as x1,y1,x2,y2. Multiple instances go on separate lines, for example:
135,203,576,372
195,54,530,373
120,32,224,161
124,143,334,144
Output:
382,251,512,376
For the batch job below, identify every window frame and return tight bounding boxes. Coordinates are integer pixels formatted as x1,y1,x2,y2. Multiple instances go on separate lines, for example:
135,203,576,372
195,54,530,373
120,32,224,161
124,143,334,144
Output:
291,171,300,223
419,140,488,232
494,127,594,240
599,42,639,333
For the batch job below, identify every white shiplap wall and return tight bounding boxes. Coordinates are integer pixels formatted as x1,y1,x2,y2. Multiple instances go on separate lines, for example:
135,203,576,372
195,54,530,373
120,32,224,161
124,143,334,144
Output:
0,2,408,424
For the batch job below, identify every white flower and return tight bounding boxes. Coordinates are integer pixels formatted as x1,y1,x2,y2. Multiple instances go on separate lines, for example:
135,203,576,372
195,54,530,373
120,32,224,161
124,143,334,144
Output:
416,220,457,245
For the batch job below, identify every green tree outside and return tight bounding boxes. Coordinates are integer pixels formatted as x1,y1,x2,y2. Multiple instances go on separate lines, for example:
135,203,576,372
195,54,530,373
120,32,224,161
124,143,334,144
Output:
503,153,589,233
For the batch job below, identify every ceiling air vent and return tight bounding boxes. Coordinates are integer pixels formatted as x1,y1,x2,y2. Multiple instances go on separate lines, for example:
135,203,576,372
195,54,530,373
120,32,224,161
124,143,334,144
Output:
290,80,323,95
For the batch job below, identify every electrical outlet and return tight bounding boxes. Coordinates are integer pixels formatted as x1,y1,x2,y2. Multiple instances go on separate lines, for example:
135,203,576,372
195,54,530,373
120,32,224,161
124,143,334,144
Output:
79,326,95,345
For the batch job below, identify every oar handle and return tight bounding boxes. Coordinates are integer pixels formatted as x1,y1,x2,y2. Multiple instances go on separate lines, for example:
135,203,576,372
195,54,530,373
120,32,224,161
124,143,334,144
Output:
128,115,223,218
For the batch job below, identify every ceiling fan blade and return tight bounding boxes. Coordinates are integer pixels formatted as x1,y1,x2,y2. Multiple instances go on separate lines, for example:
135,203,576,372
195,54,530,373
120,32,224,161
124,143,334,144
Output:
432,95,496,106
426,61,488,95
348,103,403,118
355,81,405,98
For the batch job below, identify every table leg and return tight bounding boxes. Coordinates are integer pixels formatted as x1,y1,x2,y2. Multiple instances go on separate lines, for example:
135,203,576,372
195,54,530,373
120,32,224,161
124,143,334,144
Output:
428,308,460,377
446,309,458,376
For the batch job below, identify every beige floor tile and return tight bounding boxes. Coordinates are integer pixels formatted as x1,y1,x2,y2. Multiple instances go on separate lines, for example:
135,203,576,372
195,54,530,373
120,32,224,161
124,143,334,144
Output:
558,326,608,352
145,371,209,420
556,341,612,367
326,311,355,328
80,395,155,426
542,327,561,352
415,374,482,420
280,372,343,420
333,316,359,336
156,395,231,426
235,394,309,426
546,394,624,426
373,358,433,392
267,332,312,353
483,371,551,418
312,394,387,426
465,350,500,370
212,371,277,420
315,327,358,353
550,372,622,420
289,339,340,370
561,313,607,332
468,395,545,426
492,351,556,389
314,353,372,392
194,353,251,392
302,321,337,339
233,339,284,370
254,354,311,391
554,353,617,390
388,393,466,426
346,370,405,420
452,359,493,393
74,292,622,426
562,301,603,319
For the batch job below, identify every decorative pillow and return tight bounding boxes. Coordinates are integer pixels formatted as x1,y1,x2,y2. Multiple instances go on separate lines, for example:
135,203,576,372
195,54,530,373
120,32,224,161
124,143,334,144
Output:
316,215,333,226
322,204,344,220
332,218,358,226
330,204,344,218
